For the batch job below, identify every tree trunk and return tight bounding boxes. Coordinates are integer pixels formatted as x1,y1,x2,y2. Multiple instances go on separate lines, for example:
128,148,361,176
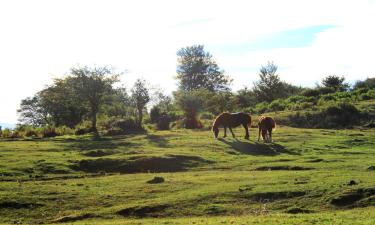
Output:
91,111,98,134
138,108,143,129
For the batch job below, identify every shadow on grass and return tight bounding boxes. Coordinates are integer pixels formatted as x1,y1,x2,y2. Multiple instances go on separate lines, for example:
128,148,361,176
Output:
145,134,170,147
51,137,141,152
219,139,299,156
70,154,212,173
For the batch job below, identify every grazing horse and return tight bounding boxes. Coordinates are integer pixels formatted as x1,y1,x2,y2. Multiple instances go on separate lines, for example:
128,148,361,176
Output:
258,116,276,142
212,112,252,140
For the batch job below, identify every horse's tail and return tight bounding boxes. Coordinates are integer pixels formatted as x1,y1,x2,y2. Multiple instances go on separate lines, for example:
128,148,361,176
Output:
272,120,277,131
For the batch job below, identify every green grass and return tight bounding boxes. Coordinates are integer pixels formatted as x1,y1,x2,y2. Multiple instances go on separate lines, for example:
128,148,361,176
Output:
0,126,375,224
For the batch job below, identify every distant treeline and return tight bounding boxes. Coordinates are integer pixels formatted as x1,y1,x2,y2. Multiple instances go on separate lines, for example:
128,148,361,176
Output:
2,45,375,138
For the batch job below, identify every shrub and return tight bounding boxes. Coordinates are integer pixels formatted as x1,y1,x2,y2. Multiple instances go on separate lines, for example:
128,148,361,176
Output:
156,115,170,130
268,99,287,112
322,102,361,128
200,112,215,120
317,86,336,95
287,95,307,103
75,128,90,135
115,118,139,132
42,126,57,137
150,106,161,123
254,102,268,114
301,88,320,97
55,126,74,136
105,128,124,136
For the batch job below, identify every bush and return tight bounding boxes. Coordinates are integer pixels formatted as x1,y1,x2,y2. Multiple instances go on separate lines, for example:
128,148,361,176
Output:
55,126,74,136
268,99,287,112
301,88,320,97
75,128,90,135
115,118,139,132
287,95,307,103
200,112,215,120
156,115,170,130
150,106,161,123
254,102,268,114
287,102,362,128
42,127,57,137
359,90,375,100
321,102,360,128
317,86,336,95
105,128,124,136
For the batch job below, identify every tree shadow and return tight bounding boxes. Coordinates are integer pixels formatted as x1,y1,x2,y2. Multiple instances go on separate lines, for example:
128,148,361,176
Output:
218,138,299,156
51,137,140,152
145,134,170,147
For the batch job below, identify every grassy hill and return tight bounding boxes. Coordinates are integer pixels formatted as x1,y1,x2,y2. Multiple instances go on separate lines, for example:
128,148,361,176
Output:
1,126,375,224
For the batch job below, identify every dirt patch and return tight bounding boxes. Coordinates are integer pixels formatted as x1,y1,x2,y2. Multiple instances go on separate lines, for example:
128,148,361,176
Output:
70,155,212,173
147,176,165,184
254,166,313,171
286,208,314,214
348,133,365,136
52,213,98,223
305,158,324,163
331,188,375,207
82,150,118,157
249,191,306,202
117,204,169,217
0,201,43,209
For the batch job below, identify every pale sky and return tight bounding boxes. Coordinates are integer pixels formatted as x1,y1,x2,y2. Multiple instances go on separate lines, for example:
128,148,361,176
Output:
1,0,375,124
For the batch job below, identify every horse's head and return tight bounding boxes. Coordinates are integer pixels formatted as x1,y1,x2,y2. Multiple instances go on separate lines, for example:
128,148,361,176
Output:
212,125,219,138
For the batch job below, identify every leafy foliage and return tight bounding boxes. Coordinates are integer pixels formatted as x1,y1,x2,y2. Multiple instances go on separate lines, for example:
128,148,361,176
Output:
131,79,150,128
176,45,231,91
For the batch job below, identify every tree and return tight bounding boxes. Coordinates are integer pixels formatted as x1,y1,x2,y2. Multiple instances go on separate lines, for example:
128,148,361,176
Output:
353,78,375,90
253,62,285,102
176,45,232,91
174,90,204,129
18,94,50,126
131,79,150,128
39,77,87,128
70,66,119,134
321,75,349,92
235,87,257,109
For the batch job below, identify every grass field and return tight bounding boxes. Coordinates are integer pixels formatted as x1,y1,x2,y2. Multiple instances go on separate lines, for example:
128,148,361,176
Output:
1,126,375,224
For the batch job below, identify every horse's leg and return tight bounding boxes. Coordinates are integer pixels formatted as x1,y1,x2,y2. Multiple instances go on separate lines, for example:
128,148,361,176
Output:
243,123,249,140
229,127,235,138
258,126,261,142
269,129,272,142
262,130,267,142
223,126,227,138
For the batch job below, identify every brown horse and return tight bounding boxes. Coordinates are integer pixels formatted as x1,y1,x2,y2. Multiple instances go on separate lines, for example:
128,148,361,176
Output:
258,116,276,142
212,112,252,139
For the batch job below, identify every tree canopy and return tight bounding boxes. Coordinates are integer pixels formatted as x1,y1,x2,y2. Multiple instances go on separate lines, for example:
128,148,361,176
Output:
176,45,232,92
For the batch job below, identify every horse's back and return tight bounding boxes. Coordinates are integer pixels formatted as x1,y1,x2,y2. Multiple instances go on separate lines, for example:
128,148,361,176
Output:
259,116,275,129
215,112,250,127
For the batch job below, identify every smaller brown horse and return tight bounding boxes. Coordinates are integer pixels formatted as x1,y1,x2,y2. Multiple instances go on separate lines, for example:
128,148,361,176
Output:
212,112,252,139
258,116,276,142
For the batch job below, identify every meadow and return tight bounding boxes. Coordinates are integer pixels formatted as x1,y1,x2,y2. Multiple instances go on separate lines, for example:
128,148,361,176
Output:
0,126,375,224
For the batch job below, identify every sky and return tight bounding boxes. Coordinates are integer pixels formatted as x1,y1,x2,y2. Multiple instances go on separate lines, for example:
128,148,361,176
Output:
0,0,375,125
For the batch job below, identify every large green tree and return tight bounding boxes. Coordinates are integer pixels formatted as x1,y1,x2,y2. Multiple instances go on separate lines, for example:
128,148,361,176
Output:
69,66,119,134
39,77,87,128
176,45,231,92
